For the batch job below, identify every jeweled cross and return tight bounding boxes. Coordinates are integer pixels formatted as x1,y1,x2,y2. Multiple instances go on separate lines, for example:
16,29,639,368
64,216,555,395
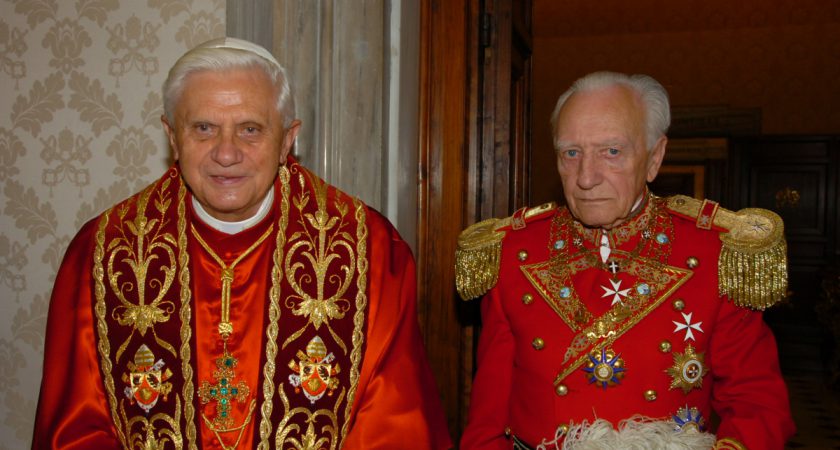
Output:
198,347,250,430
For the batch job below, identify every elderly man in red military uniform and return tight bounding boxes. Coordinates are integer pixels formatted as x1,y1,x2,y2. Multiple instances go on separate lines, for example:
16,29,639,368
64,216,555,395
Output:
33,37,451,449
456,72,795,449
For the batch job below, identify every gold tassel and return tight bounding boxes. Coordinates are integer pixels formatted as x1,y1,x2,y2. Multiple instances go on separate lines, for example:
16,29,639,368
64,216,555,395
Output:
455,218,505,300
718,208,788,310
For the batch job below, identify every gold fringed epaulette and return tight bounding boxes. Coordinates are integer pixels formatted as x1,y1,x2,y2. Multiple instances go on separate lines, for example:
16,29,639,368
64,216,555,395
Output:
455,203,556,300
667,195,788,310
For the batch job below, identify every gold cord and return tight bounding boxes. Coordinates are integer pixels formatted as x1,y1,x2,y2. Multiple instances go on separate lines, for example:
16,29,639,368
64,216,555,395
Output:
190,223,275,339
191,222,274,449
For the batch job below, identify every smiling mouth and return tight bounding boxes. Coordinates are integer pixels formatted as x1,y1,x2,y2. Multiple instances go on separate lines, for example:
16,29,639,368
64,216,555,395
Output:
210,175,245,184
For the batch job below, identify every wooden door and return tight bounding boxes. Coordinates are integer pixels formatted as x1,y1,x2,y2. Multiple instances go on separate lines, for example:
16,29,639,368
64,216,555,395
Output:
417,0,533,443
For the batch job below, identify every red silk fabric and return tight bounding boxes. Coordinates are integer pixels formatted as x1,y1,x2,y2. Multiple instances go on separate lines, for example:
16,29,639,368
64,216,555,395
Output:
32,162,451,449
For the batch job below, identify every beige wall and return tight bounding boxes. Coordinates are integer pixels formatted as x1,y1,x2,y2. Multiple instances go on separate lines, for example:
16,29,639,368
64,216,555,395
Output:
0,1,225,446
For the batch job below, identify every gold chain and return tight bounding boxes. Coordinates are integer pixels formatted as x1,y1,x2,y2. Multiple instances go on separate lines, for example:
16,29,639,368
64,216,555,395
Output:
190,223,275,339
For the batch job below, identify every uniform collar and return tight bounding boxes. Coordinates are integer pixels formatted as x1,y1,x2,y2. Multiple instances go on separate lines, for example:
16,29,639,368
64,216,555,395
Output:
571,189,653,249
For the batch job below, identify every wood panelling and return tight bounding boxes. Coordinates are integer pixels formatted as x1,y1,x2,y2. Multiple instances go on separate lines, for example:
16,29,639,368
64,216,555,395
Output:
417,0,533,442
417,0,477,440
732,137,840,371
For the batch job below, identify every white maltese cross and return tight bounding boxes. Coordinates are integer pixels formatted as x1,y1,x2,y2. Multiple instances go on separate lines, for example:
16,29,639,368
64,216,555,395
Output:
601,279,631,306
673,312,704,341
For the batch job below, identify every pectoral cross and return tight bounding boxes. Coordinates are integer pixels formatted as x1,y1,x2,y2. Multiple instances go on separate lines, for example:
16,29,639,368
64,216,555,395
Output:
198,346,250,430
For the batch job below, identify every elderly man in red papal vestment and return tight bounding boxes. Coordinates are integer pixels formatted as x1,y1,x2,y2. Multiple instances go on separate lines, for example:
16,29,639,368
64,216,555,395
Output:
32,37,452,450
456,72,795,450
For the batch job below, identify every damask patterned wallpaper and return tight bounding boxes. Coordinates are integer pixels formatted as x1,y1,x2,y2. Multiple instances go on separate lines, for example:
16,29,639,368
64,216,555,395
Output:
0,1,224,446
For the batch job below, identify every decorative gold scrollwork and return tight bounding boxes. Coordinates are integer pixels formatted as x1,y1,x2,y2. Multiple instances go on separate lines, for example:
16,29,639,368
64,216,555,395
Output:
108,178,178,362
775,187,800,209
282,170,355,353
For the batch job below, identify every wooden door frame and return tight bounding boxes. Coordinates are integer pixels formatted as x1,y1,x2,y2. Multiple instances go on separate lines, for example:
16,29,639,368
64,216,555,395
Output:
417,0,533,441
417,0,482,440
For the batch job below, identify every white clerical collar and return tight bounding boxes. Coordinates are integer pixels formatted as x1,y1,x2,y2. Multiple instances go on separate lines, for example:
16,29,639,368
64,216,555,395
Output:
191,189,274,235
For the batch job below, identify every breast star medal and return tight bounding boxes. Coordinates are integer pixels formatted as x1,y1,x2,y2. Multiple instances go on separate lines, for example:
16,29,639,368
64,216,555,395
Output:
583,347,626,389
673,405,707,432
667,344,707,393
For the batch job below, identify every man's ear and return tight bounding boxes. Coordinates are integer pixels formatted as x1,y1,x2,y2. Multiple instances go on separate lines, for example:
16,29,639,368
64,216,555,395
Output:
646,136,667,183
279,119,302,162
161,115,180,161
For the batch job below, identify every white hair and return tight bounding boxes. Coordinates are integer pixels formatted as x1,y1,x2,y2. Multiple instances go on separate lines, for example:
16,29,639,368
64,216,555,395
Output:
550,71,670,150
162,37,295,127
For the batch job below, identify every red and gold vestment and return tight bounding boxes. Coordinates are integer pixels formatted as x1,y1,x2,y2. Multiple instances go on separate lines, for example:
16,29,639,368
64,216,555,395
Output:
33,158,451,450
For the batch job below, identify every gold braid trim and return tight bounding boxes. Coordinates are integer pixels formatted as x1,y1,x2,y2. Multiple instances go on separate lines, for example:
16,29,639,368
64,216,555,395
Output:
668,195,788,310
713,437,748,450
455,203,555,300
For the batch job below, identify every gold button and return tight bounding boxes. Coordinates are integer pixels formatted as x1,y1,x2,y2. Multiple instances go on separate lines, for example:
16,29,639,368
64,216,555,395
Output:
644,389,657,401
672,299,685,311
517,250,528,261
558,424,569,435
522,293,534,305
686,257,699,269
504,426,512,437
659,340,672,353
532,337,545,350
555,384,568,396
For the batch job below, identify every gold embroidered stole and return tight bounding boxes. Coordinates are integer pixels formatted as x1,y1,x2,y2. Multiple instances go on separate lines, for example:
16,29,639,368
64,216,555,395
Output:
93,162,369,450
520,197,692,386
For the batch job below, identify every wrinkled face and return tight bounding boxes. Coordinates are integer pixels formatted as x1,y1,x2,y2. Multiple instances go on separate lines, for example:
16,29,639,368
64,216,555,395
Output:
553,85,666,229
162,68,300,222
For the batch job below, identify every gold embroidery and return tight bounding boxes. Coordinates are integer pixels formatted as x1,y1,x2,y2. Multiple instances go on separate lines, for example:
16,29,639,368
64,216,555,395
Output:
95,171,189,449
175,178,198,450
95,208,129,448
271,166,367,449
341,198,368,440
282,170,356,353
551,264,692,386
258,165,291,449
521,198,694,386
107,178,178,361
121,396,184,449
522,198,675,333
275,392,344,450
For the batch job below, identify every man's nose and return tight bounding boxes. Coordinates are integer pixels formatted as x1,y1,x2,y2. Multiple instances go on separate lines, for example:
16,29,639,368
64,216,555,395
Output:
576,153,602,189
212,129,242,166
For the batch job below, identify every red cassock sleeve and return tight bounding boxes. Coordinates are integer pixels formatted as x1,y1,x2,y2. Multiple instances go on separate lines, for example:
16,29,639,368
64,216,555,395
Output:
459,286,513,450
32,220,121,449
709,300,796,448
342,211,453,450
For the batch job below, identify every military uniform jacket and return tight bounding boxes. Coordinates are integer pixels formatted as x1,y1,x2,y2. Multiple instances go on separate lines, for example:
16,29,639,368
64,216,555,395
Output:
458,194,795,449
